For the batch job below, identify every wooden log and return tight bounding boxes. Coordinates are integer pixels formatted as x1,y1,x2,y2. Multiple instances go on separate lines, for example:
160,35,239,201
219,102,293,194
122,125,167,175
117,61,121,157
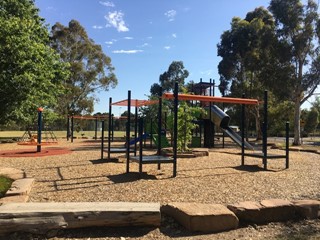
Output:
0,202,160,235
0,216,67,235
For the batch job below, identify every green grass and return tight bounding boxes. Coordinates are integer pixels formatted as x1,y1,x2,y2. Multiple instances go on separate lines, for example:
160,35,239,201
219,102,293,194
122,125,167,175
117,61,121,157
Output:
0,175,13,198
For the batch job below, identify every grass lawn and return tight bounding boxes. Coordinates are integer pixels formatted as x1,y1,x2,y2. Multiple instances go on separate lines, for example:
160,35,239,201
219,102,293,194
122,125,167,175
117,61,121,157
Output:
0,175,13,198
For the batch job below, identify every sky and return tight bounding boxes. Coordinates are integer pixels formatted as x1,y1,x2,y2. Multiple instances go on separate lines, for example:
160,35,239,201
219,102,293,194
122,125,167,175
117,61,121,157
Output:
34,0,315,115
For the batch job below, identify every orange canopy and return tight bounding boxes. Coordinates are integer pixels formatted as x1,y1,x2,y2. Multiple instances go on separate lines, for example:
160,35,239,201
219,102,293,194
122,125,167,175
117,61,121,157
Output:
112,99,158,107
162,93,259,105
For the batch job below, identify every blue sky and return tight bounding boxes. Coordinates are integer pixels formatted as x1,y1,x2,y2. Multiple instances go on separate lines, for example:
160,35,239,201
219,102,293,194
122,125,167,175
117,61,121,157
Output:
34,0,283,115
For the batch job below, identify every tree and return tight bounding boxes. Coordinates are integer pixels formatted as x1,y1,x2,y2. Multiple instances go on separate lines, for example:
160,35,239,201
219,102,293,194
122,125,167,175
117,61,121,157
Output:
217,7,275,140
311,96,320,123
50,20,117,116
150,61,189,95
304,108,319,134
0,0,69,125
268,0,320,145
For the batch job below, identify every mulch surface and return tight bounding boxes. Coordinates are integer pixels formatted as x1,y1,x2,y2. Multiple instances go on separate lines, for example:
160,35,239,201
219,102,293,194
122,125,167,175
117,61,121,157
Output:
0,147,72,157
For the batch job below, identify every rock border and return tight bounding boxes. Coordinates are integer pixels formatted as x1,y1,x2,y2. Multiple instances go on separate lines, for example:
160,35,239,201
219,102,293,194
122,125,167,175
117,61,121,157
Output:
0,167,33,203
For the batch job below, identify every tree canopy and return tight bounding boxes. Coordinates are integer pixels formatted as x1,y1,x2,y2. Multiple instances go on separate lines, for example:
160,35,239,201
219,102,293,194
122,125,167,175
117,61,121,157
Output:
0,0,69,125
150,61,189,96
218,0,320,145
50,20,117,116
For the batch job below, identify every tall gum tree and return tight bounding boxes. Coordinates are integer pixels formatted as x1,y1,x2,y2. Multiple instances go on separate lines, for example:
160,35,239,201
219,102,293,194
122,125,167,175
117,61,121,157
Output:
217,7,275,140
268,0,320,145
50,20,117,116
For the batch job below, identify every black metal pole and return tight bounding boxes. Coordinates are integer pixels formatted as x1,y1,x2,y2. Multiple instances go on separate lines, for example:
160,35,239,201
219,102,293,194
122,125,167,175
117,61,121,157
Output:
101,120,105,160
139,118,143,173
222,90,225,148
37,108,43,152
241,94,245,165
71,114,74,143
108,97,112,160
95,117,98,140
126,90,131,173
285,121,289,168
210,78,214,148
67,116,70,141
150,119,153,148
134,105,138,156
157,87,162,155
111,114,114,142
173,82,178,177
263,90,268,170
157,87,162,170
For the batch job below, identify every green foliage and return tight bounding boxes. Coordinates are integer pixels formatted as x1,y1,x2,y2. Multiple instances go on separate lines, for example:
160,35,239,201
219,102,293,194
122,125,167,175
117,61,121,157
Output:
0,175,13,198
304,108,319,133
311,97,320,123
50,20,117,116
0,0,70,125
150,61,189,96
177,102,204,152
268,99,294,136
218,0,320,145
175,87,205,152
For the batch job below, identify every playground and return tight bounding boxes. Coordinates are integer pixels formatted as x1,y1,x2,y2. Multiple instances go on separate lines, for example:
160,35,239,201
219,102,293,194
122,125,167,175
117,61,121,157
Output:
0,81,319,238
0,137,319,239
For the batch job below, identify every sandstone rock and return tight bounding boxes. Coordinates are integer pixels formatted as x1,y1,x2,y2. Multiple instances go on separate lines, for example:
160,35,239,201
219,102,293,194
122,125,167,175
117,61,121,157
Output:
228,199,295,224
0,195,29,203
292,199,320,219
5,178,34,196
161,202,238,233
0,167,24,180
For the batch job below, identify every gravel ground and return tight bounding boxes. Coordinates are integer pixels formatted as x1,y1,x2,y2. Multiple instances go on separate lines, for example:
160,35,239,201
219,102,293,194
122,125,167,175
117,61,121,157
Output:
0,139,319,239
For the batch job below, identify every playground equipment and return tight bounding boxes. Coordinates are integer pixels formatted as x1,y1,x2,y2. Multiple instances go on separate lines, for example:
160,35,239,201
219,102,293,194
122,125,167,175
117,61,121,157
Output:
100,93,157,162
164,84,289,171
18,108,58,152
241,91,289,170
67,115,107,142
204,105,254,150
100,82,289,177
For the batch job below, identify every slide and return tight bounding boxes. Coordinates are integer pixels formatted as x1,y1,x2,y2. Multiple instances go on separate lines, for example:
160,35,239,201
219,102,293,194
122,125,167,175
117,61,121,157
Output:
206,105,255,150
128,133,149,145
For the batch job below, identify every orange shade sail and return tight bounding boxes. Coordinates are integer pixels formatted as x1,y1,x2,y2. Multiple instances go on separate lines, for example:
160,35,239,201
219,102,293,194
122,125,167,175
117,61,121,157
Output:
112,99,158,107
162,93,259,105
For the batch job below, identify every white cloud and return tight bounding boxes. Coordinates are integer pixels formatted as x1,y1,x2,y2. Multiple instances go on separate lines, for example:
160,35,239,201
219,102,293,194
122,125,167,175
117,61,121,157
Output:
172,33,177,38
105,41,114,45
139,43,149,48
105,11,129,32
124,37,133,40
93,25,103,29
200,69,213,76
112,50,143,54
99,1,115,7
46,6,56,11
164,46,171,50
165,10,177,22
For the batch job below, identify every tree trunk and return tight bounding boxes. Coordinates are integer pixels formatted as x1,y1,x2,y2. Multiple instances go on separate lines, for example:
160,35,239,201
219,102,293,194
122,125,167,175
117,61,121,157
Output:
254,105,262,140
293,96,301,145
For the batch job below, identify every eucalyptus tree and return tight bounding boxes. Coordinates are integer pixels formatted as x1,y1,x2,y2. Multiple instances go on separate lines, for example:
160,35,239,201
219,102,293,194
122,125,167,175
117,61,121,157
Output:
150,61,189,96
50,20,117,116
0,0,69,125
217,7,275,139
267,0,320,145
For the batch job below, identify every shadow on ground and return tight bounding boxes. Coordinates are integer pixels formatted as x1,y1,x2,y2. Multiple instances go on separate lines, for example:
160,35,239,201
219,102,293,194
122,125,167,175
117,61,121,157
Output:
107,172,157,183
